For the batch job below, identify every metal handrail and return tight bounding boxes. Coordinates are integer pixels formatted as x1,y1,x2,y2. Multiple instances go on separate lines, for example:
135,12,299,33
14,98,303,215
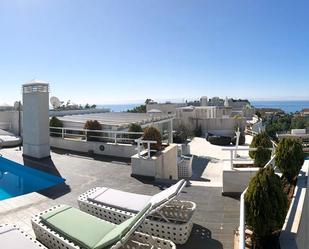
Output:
238,154,276,249
135,138,158,158
49,126,144,144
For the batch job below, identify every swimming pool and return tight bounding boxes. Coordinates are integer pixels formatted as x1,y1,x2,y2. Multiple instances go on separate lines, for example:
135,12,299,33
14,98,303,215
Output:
0,157,65,201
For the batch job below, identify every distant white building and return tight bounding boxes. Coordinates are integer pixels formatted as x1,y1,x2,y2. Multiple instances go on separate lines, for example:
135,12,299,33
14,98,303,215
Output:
200,96,208,106
146,102,186,115
146,96,255,136
175,105,246,136
0,103,13,111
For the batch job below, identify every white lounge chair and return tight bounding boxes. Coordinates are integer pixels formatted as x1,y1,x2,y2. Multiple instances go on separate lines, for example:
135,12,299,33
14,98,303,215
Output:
32,204,175,249
0,224,46,249
78,179,196,244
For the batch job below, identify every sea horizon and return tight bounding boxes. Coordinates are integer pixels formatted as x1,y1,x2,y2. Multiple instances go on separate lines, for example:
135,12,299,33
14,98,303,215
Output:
98,100,309,113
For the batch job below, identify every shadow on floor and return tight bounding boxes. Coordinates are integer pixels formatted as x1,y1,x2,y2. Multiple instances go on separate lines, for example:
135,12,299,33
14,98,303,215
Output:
190,156,211,182
23,155,71,199
51,147,131,165
178,224,223,249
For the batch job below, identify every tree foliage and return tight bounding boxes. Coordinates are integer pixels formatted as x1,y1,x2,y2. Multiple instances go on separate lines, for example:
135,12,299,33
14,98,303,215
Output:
143,126,162,151
49,116,63,128
249,132,272,167
265,114,309,140
291,116,309,129
49,116,63,137
193,125,203,137
127,99,153,113
84,120,102,141
208,136,231,146
127,105,146,113
265,114,292,140
173,124,191,143
128,123,143,140
245,166,288,248
275,138,304,183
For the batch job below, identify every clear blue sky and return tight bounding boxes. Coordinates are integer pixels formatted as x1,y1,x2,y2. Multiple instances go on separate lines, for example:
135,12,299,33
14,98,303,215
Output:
0,0,308,104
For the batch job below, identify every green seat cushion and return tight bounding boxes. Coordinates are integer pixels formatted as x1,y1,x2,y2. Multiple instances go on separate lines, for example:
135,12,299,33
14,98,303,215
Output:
94,203,152,249
41,205,116,249
41,204,152,249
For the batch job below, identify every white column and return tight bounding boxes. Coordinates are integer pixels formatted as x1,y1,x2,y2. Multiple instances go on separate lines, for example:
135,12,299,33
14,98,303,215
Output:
234,128,241,159
22,80,50,159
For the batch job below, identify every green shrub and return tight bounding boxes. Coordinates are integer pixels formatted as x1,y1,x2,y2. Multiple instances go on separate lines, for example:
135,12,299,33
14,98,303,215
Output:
245,166,288,248
173,124,190,144
143,127,162,151
231,133,246,145
128,123,143,140
84,120,102,141
208,136,231,146
194,125,203,137
249,132,272,167
49,116,63,137
275,138,304,183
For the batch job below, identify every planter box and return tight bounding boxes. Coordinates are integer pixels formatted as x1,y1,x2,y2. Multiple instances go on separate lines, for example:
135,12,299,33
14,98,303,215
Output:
131,144,178,180
222,162,260,195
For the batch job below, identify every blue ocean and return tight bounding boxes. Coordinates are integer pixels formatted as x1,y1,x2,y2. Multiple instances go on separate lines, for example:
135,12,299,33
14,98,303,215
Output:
251,100,309,113
98,104,141,112
98,101,309,113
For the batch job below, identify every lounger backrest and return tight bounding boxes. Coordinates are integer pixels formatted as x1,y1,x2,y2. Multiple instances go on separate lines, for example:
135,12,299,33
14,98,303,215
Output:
149,179,186,209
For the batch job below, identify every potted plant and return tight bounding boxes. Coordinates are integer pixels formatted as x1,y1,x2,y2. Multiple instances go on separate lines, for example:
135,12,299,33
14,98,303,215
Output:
275,138,304,184
249,132,272,167
245,166,288,248
142,126,162,152
84,120,102,141
49,116,63,137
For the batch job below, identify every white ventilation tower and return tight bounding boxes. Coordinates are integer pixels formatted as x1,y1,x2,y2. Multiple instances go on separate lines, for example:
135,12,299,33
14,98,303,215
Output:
22,80,50,159
200,96,208,106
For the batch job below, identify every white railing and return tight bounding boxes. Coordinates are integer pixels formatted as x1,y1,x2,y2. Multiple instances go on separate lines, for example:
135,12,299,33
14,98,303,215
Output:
135,138,157,158
222,147,274,170
238,154,277,249
50,126,143,144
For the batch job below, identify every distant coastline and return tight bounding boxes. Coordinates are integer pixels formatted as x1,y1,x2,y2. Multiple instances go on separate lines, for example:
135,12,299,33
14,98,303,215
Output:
98,100,309,113
251,100,309,113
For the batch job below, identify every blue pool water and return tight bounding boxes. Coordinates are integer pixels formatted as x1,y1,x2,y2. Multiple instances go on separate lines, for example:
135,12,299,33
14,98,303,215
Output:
0,157,65,201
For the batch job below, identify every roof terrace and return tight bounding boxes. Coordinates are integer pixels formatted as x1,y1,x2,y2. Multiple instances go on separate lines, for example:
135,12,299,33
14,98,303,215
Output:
0,146,239,249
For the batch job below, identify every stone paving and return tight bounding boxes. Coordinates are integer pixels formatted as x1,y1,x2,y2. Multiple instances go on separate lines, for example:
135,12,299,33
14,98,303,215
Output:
0,146,240,249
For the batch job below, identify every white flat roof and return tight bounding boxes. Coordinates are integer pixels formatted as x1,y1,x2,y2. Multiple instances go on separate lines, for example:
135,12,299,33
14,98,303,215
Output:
58,112,174,127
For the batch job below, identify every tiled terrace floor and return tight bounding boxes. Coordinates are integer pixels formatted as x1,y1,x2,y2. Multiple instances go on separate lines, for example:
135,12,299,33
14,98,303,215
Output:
0,147,240,249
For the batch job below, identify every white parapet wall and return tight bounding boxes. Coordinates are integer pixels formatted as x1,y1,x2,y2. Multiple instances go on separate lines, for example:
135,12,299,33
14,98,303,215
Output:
280,160,309,249
50,137,137,158
222,163,260,194
291,129,306,135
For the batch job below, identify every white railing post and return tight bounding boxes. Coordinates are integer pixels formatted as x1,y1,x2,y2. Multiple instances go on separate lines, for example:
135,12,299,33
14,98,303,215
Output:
239,190,246,249
230,150,234,169
114,133,117,144
137,139,141,157
147,142,151,158
234,129,240,158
